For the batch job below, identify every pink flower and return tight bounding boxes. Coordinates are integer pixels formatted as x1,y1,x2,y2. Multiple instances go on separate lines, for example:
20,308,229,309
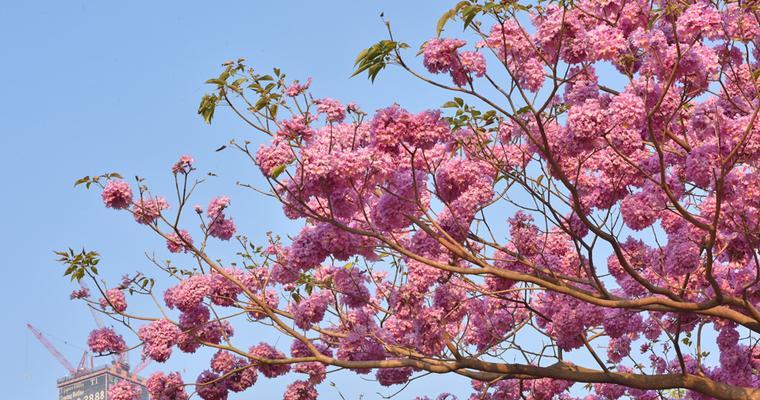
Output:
422,38,485,86
283,380,317,400
100,288,127,312
676,1,722,42
69,287,90,299
315,98,345,123
166,230,193,253
620,192,659,231
102,180,133,209
587,25,626,61
566,98,606,142
207,196,231,220
248,343,291,378
87,327,126,354
376,367,413,386
208,217,236,240
108,380,141,400
256,140,294,177
138,319,180,362
195,370,228,400
459,51,486,77
206,196,236,240
333,267,370,308
423,38,466,74
146,371,188,400
164,275,210,312
171,155,194,174
285,77,312,97
290,290,333,329
132,197,170,225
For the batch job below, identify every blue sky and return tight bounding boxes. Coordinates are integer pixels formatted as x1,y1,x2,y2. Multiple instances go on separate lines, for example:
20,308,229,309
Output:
0,1,478,399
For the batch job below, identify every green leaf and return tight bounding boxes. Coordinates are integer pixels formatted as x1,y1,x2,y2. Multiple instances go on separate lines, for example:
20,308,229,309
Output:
74,176,90,187
461,5,481,30
351,40,402,82
198,94,218,124
436,8,456,36
253,96,268,112
515,105,532,115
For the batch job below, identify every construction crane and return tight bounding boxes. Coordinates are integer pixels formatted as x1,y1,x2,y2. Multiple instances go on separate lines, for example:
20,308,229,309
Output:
131,358,151,378
26,323,81,375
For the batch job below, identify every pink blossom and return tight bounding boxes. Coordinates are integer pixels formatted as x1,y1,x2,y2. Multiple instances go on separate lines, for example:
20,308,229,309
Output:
315,98,345,123
620,192,659,231
87,327,126,354
132,197,169,224
207,196,230,220
587,25,626,61
138,319,180,362
290,290,332,329
102,180,133,209
171,155,194,174
248,343,291,378
195,370,227,400
208,217,235,240
423,38,466,74
423,38,485,86
69,287,90,299
376,367,413,386
256,139,294,177
165,275,210,312
676,2,722,42
210,350,257,392
146,372,188,400
283,380,317,400
100,288,127,312
206,196,236,240
459,51,486,77
333,267,370,308
108,380,141,400
285,77,311,97
166,229,193,253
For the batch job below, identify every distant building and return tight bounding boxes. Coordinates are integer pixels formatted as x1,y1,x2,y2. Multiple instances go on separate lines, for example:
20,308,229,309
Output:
58,364,148,400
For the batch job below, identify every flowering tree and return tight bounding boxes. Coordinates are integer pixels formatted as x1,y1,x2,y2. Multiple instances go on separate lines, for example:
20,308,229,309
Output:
60,0,760,399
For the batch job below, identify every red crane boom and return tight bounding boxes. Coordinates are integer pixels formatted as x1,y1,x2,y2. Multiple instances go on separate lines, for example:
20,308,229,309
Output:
26,323,76,374
132,358,151,377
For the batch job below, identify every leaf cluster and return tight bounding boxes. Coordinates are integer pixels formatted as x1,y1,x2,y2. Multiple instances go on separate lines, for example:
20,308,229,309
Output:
352,40,408,82
55,248,100,282
74,172,124,189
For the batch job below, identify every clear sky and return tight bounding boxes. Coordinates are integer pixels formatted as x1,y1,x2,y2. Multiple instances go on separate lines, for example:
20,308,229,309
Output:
0,1,484,399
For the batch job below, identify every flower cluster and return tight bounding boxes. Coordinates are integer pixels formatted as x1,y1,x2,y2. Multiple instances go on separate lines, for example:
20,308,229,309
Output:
171,155,194,174
423,38,485,86
138,319,180,362
206,196,236,240
108,380,141,400
166,229,193,253
99,288,127,312
87,327,126,354
102,180,133,209
146,371,188,400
